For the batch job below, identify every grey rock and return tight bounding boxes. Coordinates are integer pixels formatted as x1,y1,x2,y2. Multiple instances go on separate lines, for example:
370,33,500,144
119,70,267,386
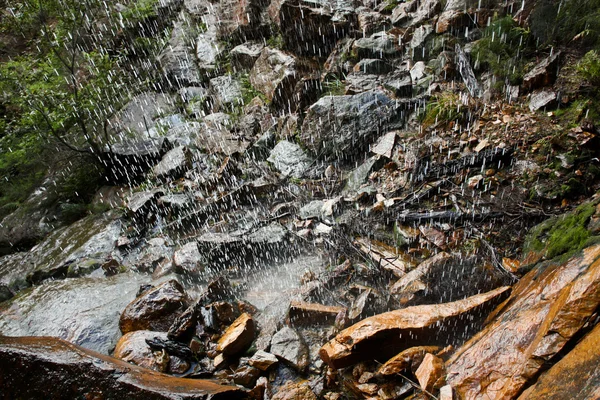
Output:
270,326,309,371
158,13,202,87
456,44,481,98
209,75,243,112
267,140,313,178
353,32,401,59
231,41,265,71
523,51,561,91
383,71,412,97
410,24,433,51
249,350,279,371
249,47,298,110
196,33,221,73
165,121,202,147
353,58,394,74
343,156,381,193
194,113,251,155
529,90,557,112
173,241,204,274
152,146,192,180
127,189,164,217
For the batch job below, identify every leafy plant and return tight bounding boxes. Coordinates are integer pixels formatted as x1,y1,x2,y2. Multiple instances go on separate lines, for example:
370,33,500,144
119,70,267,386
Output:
418,92,466,128
577,50,600,86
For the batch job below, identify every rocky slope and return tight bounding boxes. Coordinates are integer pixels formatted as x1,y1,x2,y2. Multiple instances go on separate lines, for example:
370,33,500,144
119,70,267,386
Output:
1,0,600,398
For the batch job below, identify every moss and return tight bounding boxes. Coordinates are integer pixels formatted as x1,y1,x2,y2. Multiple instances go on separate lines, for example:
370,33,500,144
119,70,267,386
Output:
523,201,597,261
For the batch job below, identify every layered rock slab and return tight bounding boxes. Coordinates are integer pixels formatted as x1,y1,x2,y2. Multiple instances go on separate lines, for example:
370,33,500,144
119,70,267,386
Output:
0,336,245,399
446,244,600,400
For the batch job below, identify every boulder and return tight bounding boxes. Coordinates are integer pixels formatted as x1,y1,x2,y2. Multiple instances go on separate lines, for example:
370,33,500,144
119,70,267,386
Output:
119,279,188,334
152,146,192,180
517,323,600,400
158,13,202,87
172,241,203,274
529,90,557,112
231,41,265,71
208,75,243,112
267,140,313,178
270,326,309,371
214,0,266,41
249,47,298,111
0,336,246,399
523,51,561,91
127,189,165,225
216,313,255,355
300,90,399,160
195,33,221,74
248,350,279,371
114,330,170,372
0,273,150,354
446,244,600,400
320,286,511,369
353,32,402,59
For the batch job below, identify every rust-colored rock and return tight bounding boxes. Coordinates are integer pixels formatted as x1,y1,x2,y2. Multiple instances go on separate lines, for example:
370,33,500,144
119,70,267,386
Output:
288,301,345,326
415,353,446,393
320,286,510,370
446,244,600,400
216,312,255,356
114,330,169,372
0,336,245,399
271,381,317,400
377,346,442,376
517,322,600,400
119,279,188,334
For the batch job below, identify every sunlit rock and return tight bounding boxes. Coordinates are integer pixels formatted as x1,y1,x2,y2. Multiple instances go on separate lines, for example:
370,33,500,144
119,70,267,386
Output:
270,326,309,372
415,353,446,392
114,330,170,372
267,140,313,178
216,312,255,355
377,345,442,376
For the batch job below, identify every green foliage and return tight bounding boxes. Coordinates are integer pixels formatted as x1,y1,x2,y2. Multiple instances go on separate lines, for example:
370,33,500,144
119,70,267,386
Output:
523,201,597,261
418,92,465,128
121,0,159,25
530,0,600,49
472,16,532,85
322,76,345,96
240,74,267,105
266,34,284,50
577,50,600,86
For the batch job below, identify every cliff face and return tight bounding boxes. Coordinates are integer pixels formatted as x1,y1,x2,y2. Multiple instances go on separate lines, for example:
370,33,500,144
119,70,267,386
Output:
1,0,600,398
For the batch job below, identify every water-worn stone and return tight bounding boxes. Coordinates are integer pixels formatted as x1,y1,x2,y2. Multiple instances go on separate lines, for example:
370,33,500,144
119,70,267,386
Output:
114,330,170,372
216,313,255,355
0,336,246,399
377,346,442,376
300,90,399,160
119,279,188,334
446,244,600,400
320,286,511,369
267,140,313,178
517,322,600,400
270,326,309,371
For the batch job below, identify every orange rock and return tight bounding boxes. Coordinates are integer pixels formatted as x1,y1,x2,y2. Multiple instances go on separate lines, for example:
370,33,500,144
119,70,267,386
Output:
517,323,600,400
415,353,446,393
114,330,169,372
271,381,316,400
288,301,346,326
216,313,255,356
377,346,442,376
319,286,510,370
446,244,600,400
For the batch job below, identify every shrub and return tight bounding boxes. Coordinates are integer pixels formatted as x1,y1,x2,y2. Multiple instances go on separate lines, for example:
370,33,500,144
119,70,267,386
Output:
577,50,600,86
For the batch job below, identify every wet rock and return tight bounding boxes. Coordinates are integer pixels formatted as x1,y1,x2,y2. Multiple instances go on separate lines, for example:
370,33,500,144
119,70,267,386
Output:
357,7,389,35
249,350,279,371
158,13,201,87
195,33,221,74
371,131,397,158
215,0,266,41
231,41,264,71
195,113,251,155
517,322,600,400
0,336,246,399
415,353,446,392
436,0,471,33
344,156,382,193
119,279,188,334
0,273,150,354
209,75,243,112
446,244,600,400
166,121,202,147
152,146,192,181
382,71,413,97
110,92,178,139
529,90,557,112
377,346,442,376
272,381,317,400
167,302,198,341
173,241,203,275
353,32,401,59
320,286,511,369
523,51,561,91
456,43,481,98
114,330,170,372
354,58,394,74
216,313,255,355
250,47,298,111
127,189,165,221
346,285,381,320
270,326,309,372
268,140,313,178
300,90,399,161
288,301,346,326
323,37,355,76
0,283,13,302
233,364,261,387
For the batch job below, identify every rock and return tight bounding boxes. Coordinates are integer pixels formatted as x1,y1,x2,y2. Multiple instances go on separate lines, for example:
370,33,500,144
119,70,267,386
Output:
529,90,557,112
119,279,188,334
353,32,401,59
357,7,389,35
209,75,243,112
270,326,309,371
152,146,192,180
436,0,471,33
415,353,446,392
267,140,313,178
194,113,251,155
110,92,178,139
216,313,255,355
377,346,442,376
214,0,265,41
173,241,203,274
382,71,413,97
300,90,399,160
289,301,346,326
517,322,600,400
167,302,198,341
0,273,150,354
410,24,433,52
0,283,13,302
456,44,481,98
446,244,600,400
249,350,279,371
0,336,246,399
271,381,317,400
127,189,164,220
523,51,561,91
158,13,201,88
195,33,221,74
439,385,454,400
353,58,394,74
114,330,170,372
320,286,511,370
231,42,264,71
249,47,298,111
233,364,261,387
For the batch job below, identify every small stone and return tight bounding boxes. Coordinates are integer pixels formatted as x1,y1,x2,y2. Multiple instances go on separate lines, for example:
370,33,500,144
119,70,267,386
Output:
216,313,255,356
270,327,309,372
439,384,454,400
249,350,279,371
415,353,446,392
233,364,261,387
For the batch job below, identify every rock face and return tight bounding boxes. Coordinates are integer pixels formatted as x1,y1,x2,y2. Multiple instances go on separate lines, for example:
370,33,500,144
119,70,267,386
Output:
446,244,600,400
300,90,399,160
523,51,561,91
249,48,298,111
120,280,188,334
0,336,245,399
267,140,313,178
517,323,600,400
320,286,510,370
158,14,201,88
216,313,255,355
